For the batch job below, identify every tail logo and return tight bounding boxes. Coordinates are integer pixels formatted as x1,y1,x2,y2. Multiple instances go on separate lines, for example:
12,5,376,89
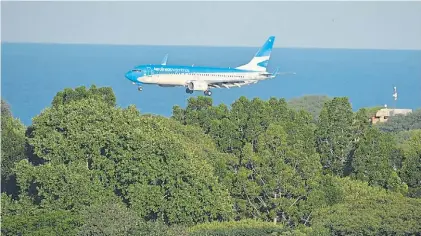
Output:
236,36,275,72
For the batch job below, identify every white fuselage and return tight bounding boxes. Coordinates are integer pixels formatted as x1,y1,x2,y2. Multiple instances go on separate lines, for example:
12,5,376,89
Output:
137,72,265,87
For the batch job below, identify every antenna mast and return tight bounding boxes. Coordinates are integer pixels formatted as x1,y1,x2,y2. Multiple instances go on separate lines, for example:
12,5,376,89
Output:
392,86,398,109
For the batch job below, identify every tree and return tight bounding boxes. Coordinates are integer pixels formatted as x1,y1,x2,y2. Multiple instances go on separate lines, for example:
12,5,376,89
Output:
9,86,421,234
78,201,142,236
287,95,331,121
315,97,354,176
1,98,26,195
25,86,233,226
172,96,323,225
188,219,286,236
399,130,421,198
253,124,309,226
393,129,421,145
51,85,116,107
14,160,119,211
311,177,421,235
350,127,407,194
1,98,12,117
1,193,82,236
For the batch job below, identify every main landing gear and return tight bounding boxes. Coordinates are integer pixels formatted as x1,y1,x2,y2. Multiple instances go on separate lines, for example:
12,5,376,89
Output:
185,88,212,96
138,86,143,92
185,88,194,94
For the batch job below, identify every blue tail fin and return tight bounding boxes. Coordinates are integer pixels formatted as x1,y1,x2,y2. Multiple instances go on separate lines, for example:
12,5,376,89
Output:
236,36,275,72
161,54,168,65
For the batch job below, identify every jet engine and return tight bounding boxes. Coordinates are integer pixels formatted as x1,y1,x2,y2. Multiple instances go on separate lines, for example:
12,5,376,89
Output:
188,81,208,91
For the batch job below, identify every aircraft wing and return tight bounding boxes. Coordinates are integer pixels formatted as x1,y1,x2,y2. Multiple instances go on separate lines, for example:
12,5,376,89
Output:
187,67,296,90
207,80,258,89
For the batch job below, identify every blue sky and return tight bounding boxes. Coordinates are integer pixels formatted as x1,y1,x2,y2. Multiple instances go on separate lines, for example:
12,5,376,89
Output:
2,1,421,49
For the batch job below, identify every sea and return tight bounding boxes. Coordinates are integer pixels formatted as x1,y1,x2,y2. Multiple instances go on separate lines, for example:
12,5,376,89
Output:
2,42,421,126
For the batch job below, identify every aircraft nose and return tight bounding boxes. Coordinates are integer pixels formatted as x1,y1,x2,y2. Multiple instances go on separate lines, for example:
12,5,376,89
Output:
125,71,136,81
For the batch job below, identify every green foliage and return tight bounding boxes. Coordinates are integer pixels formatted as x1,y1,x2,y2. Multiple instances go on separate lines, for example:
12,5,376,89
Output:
377,109,421,132
1,114,26,180
2,193,82,236
351,108,371,144
399,130,421,198
287,95,331,121
350,127,407,194
359,106,383,119
174,95,421,233
1,208,82,236
3,86,421,235
133,221,189,236
25,88,233,226
312,177,421,235
51,84,116,107
173,96,322,227
279,225,330,236
1,99,26,195
188,219,285,236
1,98,12,117
305,174,344,209
393,129,421,145
14,160,118,211
78,201,142,236
173,96,238,154
315,97,354,176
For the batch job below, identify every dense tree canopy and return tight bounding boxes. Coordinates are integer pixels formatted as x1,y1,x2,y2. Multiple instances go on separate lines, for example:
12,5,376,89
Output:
377,109,421,132
23,87,233,226
350,126,407,194
315,97,354,176
1,99,26,195
399,130,421,198
287,95,331,121
311,177,421,235
2,86,421,235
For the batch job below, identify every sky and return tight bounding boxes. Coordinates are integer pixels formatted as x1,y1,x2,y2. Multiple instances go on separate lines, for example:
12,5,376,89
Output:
2,1,421,50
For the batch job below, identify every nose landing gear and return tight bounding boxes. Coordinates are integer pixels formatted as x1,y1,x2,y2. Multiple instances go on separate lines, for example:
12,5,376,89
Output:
204,90,212,96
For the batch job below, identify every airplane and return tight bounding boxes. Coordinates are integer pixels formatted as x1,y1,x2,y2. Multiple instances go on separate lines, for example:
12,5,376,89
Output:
124,36,295,96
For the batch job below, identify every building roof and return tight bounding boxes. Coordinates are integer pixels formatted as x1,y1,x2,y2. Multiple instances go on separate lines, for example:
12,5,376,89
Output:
375,108,412,117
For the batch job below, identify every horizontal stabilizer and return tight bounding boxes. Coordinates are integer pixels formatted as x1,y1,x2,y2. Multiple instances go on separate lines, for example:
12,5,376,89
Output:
260,67,296,79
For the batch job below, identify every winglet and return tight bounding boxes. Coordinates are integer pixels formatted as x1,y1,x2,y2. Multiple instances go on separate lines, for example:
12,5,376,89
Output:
161,54,168,66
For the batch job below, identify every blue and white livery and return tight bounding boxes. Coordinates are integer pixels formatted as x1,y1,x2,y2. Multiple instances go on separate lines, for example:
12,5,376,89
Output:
124,36,294,96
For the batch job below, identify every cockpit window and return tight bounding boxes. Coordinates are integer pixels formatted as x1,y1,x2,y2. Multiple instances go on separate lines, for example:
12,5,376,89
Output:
132,69,142,72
